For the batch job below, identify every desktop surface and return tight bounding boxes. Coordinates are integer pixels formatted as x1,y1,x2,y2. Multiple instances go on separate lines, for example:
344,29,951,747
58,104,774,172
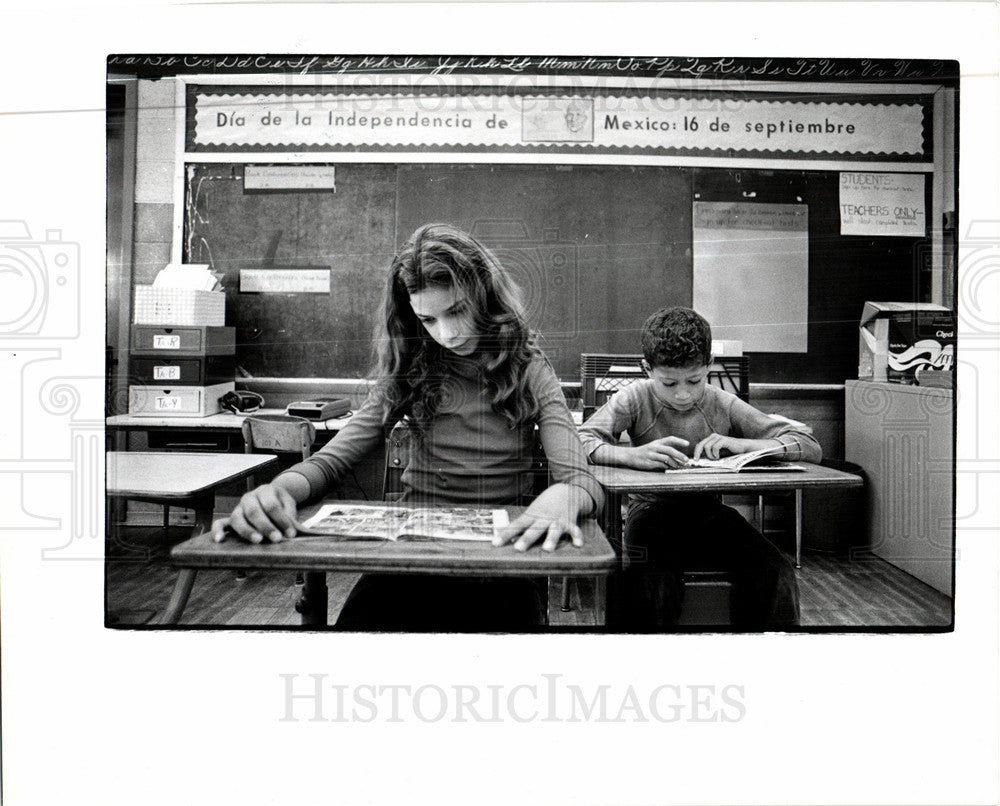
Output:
171,502,616,577
588,462,863,493
106,451,277,498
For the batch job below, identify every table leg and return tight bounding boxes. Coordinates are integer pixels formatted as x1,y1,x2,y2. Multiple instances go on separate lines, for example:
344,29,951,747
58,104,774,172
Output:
593,576,607,626
295,571,328,627
160,568,197,624
159,494,217,625
795,488,803,568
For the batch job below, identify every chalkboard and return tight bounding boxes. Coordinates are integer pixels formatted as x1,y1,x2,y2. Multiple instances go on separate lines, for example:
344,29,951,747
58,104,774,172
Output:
185,163,397,377
183,162,933,384
692,168,933,383
396,164,692,375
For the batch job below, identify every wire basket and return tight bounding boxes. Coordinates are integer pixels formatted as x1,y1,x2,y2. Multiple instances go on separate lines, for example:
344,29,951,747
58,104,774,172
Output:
133,287,225,326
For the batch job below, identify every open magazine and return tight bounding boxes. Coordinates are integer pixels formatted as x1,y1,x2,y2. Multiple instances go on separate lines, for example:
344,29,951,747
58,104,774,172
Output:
297,503,509,542
671,443,806,473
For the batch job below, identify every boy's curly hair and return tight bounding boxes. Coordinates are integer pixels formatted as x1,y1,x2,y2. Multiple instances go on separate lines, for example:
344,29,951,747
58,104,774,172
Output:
640,306,713,368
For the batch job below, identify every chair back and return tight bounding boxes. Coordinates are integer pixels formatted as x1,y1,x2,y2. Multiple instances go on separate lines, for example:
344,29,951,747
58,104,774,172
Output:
580,352,750,420
708,357,751,402
382,421,412,501
241,414,317,461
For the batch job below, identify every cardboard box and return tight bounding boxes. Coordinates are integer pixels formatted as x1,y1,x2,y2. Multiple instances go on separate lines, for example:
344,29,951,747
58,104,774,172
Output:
128,382,234,417
130,325,236,356
858,301,955,383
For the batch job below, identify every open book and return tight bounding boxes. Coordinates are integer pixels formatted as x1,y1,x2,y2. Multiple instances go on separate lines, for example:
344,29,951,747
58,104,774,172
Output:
671,443,805,473
297,503,509,542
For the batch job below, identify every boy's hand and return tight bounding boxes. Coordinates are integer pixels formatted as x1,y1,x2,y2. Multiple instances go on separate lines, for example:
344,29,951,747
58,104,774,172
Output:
493,483,589,552
629,436,690,470
693,434,751,460
212,484,300,544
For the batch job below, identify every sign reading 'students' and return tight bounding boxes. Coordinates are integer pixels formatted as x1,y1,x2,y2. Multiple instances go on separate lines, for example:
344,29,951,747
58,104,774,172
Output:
839,173,927,236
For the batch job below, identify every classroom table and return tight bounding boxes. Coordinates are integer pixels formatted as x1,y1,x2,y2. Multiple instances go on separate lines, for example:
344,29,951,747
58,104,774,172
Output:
165,502,616,628
106,451,278,536
106,408,576,432
588,463,864,568
106,408,353,434
106,451,279,624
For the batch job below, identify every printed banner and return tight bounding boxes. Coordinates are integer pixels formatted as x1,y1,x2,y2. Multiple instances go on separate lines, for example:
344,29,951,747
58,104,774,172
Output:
193,92,925,156
839,172,927,236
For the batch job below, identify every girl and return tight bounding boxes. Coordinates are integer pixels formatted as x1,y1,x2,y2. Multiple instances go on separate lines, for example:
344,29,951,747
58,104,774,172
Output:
213,223,604,630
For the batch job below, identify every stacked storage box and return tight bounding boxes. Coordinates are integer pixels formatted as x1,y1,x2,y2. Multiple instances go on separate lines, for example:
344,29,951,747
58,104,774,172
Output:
129,287,235,417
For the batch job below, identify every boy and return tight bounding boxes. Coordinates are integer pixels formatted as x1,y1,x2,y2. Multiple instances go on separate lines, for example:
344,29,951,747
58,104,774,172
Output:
578,307,822,630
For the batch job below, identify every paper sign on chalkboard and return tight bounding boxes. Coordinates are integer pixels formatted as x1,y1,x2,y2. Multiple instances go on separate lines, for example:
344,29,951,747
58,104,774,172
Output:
244,165,337,191
239,269,331,294
839,172,926,236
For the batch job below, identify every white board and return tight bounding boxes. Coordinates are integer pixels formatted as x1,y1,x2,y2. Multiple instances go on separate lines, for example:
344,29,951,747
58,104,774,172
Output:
692,201,809,353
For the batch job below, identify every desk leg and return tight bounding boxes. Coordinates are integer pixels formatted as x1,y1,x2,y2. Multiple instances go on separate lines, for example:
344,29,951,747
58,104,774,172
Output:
296,571,328,627
602,492,625,561
191,494,216,537
159,495,216,626
161,569,197,624
601,492,625,629
794,489,803,568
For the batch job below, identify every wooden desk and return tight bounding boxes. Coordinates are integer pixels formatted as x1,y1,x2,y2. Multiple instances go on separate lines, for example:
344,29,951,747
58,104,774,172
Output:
107,451,278,535
166,502,616,628
589,464,864,568
106,408,353,433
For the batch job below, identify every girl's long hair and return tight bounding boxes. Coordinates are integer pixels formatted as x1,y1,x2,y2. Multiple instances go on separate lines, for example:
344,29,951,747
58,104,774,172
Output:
371,223,539,436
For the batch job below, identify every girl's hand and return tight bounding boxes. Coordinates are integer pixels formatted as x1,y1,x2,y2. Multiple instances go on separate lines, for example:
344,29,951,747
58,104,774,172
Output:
493,484,591,552
629,436,690,470
693,434,750,460
212,484,300,544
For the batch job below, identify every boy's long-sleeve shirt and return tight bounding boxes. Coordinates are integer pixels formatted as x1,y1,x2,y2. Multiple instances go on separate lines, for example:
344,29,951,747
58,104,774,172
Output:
578,381,823,466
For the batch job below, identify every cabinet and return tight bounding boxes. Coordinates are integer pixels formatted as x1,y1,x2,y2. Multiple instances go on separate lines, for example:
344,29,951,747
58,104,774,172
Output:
845,380,953,596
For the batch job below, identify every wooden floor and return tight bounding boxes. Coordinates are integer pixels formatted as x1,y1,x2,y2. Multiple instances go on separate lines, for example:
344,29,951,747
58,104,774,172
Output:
106,525,953,630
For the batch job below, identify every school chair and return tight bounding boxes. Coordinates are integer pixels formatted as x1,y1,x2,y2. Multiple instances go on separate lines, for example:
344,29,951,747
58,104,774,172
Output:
580,352,750,627
241,413,316,475
241,413,317,585
382,421,411,502
579,353,750,421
